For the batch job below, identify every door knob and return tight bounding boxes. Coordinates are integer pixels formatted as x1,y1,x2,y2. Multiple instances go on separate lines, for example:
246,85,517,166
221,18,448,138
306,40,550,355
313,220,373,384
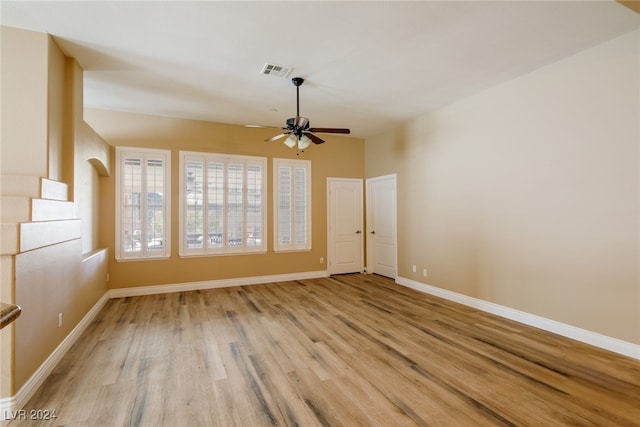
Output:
355,230,361,234
370,231,376,234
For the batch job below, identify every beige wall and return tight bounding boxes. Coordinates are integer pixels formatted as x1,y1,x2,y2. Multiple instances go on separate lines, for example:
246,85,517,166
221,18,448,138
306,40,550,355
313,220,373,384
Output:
72,57,112,254
47,34,65,181
366,30,640,345
85,109,365,289
0,27,49,177
2,27,111,395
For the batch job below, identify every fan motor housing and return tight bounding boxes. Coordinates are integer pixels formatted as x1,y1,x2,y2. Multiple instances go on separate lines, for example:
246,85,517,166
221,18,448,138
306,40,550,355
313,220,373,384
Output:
286,117,310,130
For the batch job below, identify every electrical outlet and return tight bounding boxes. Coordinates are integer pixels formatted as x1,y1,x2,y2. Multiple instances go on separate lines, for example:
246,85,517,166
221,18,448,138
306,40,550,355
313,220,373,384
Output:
58,313,63,328
320,257,324,264
423,268,428,277
412,265,416,273
106,273,110,282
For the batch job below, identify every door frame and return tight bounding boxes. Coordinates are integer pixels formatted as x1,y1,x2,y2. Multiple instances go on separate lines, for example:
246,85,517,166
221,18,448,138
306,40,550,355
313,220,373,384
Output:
327,177,364,275
365,173,397,278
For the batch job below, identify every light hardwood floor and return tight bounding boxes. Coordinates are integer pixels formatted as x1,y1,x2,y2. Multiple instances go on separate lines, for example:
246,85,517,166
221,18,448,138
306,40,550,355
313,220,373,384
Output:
10,274,640,426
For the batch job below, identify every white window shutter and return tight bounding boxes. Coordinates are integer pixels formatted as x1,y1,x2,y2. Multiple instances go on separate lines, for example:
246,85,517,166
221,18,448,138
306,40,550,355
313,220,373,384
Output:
116,147,171,260
274,158,311,252
179,151,266,256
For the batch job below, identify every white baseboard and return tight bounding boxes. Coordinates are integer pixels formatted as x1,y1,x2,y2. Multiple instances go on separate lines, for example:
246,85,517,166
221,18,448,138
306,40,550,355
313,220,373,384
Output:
108,270,330,298
2,291,110,421
0,398,15,426
396,276,640,361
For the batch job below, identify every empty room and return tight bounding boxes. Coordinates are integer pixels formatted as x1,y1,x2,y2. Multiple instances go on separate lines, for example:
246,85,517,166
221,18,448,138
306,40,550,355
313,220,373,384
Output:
1,1,639,425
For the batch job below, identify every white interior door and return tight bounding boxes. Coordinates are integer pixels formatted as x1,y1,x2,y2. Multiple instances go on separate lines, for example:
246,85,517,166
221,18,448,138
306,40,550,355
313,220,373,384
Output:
366,174,397,279
327,178,363,275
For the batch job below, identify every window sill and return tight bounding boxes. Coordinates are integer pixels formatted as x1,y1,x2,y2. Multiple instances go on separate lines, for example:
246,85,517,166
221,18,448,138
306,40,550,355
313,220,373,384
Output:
115,255,171,262
179,250,268,258
273,248,312,253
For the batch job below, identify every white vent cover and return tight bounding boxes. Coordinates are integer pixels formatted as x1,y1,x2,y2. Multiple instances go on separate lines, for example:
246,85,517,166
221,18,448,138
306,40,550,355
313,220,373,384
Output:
260,63,293,78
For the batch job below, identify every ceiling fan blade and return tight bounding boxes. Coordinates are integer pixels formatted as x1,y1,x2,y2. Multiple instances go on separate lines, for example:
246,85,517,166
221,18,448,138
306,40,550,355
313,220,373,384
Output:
265,132,290,142
305,132,325,145
246,124,284,129
308,127,351,134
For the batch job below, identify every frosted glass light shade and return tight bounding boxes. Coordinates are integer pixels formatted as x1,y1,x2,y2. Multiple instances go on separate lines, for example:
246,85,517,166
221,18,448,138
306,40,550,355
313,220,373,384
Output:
298,134,312,150
284,134,297,148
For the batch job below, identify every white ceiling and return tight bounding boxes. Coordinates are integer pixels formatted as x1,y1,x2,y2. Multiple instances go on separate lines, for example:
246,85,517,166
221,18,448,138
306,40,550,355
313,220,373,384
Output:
2,1,638,139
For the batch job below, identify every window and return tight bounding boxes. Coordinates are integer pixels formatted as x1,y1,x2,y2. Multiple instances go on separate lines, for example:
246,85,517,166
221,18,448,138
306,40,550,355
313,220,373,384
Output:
116,147,171,260
180,151,266,256
274,158,311,252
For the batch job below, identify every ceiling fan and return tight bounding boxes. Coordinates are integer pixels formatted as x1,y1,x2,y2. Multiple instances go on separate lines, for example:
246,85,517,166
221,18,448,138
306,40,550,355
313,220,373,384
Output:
247,77,350,150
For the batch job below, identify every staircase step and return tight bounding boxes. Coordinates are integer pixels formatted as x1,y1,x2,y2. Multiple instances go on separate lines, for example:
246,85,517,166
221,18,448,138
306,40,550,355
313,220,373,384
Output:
41,178,68,201
0,175,40,198
31,199,76,221
0,196,31,222
20,219,81,252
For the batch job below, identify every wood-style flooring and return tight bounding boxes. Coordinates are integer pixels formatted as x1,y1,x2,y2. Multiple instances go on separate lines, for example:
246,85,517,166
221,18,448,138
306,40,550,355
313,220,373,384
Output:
10,274,640,426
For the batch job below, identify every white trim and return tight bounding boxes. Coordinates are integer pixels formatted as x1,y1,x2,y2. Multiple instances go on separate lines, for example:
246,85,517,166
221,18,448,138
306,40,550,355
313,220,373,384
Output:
0,397,16,425
396,276,640,360
2,292,110,421
108,270,329,298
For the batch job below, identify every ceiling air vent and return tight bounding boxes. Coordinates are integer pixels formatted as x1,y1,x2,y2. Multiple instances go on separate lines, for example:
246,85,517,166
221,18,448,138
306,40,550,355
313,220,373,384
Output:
260,63,293,78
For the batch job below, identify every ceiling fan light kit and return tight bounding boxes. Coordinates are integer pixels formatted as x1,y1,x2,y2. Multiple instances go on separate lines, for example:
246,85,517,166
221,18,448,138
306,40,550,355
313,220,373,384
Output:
247,77,350,153
284,134,297,148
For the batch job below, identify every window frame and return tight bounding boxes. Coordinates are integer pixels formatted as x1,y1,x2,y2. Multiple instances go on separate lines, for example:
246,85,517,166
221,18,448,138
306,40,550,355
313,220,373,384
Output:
179,151,267,257
115,147,171,261
273,157,312,252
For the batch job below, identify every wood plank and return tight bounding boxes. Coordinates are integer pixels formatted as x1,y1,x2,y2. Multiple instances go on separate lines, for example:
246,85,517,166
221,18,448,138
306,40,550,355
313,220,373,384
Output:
11,274,640,426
